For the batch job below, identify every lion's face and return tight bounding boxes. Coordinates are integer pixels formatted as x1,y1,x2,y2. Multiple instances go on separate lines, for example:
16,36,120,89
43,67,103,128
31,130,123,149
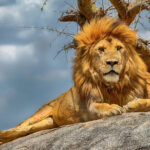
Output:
92,37,127,84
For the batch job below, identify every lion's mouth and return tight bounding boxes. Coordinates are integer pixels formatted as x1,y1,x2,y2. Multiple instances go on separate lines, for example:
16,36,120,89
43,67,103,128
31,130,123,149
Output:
104,70,119,76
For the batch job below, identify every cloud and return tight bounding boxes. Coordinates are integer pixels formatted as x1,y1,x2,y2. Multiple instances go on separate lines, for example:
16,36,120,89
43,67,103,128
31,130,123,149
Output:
0,0,65,46
0,0,59,25
0,0,75,130
0,87,17,113
35,69,70,81
0,45,17,62
0,98,8,112
139,31,150,40
0,44,38,64
17,30,36,39
0,6,22,23
0,0,16,6
22,0,41,5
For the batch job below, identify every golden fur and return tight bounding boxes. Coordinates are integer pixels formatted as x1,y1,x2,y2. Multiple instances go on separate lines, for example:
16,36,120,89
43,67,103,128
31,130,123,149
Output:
1,17,150,145
74,17,149,105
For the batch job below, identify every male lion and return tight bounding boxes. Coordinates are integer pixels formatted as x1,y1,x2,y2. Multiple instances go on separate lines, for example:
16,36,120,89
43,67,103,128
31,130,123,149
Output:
1,17,150,145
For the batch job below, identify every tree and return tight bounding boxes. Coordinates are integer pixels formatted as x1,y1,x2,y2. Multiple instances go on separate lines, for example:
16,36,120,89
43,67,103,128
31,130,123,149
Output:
44,0,150,71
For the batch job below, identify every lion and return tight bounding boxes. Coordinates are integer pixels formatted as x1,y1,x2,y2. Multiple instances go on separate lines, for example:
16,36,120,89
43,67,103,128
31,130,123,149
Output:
1,17,150,145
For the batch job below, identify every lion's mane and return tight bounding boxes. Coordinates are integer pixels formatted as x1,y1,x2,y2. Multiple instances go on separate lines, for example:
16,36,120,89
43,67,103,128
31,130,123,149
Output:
73,17,149,104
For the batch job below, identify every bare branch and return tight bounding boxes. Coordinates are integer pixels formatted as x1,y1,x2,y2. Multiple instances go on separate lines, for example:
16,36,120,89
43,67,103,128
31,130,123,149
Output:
41,0,48,11
109,0,127,19
59,10,79,23
53,40,77,59
64,40,77,50
64,10,78,15
58,10,86,26
77,0,100,20
59,15,78,22
109,0,150,24
20,26,74,38
128,0,150,13
127,0,150,24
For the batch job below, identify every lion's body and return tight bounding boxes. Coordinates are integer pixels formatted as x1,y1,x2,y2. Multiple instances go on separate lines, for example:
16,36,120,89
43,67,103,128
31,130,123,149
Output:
1,17,150,145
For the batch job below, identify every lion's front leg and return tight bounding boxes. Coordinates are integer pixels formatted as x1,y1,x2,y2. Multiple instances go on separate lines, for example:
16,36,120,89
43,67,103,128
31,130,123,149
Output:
123,99,150,112
89,102,125,119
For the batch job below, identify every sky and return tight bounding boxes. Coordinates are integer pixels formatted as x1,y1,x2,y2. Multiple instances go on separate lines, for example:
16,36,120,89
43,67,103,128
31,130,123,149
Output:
0,0,149,130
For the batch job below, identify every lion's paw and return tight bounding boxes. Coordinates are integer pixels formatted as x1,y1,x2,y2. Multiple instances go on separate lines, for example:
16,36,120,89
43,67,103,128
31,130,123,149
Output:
97,104,125,118
123,99,150,112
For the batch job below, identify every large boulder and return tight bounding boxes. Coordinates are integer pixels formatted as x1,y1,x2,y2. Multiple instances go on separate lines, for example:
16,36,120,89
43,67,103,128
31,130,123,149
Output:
1,112,150,150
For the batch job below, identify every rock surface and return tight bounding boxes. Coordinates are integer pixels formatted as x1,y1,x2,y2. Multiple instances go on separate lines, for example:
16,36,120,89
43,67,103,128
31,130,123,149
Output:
1,112,150,150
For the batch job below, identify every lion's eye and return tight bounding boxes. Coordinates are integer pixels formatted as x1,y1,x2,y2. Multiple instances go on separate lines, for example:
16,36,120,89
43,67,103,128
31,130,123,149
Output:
116,46,122,51
98,47,105,53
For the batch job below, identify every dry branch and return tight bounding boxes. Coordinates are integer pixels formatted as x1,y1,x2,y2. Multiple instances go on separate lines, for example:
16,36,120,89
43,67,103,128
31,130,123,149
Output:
77,0,100,20
109,0,127,18
109,0,150,25
127,0,150,24
58,0,150,26
59,15,77,22
128,0,150,13
58,10,86,26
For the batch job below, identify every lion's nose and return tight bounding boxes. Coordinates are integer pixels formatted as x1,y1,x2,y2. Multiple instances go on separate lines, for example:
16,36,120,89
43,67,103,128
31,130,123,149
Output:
106,60,118,67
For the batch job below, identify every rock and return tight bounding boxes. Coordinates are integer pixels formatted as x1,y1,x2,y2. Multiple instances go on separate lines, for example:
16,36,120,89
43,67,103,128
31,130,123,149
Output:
1,112,150,150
